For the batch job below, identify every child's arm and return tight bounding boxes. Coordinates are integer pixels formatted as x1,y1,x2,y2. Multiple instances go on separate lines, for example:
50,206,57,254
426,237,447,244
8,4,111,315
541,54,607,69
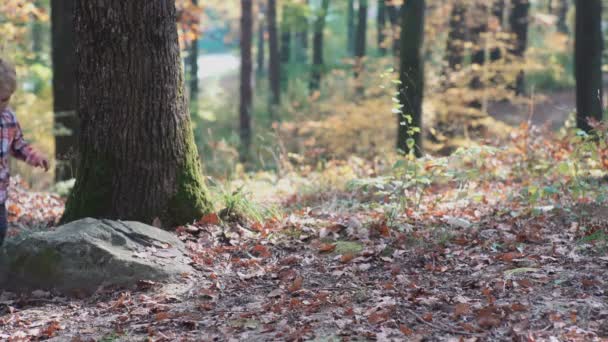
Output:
11,121,49,172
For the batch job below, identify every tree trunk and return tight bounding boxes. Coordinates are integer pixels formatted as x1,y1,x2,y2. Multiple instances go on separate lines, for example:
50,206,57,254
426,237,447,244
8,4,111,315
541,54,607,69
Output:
509,0,530,95
397,0,425,157
575,0,604,132
257,6,266,77
490,0,505,62
280,5,291,90
377,0,387,55
51,0,78,182
386,4,400,55
240,0,253,163
355,0,368,80
62,0,213,227
188,0,200,117
444,0,467,73
556,0,569,34
347,0,356,56
309,0,330,92
295,0,309,64
268,0,281,110
469,3,489,110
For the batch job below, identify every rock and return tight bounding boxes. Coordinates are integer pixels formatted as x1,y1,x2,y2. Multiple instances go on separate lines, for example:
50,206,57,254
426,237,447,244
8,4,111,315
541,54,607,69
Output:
0,218,194,295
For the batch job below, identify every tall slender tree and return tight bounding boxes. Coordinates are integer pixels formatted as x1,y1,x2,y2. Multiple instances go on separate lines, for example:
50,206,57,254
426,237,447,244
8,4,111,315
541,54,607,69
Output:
295,0,309,64
444,0,467,74
575,0,604,132
240,0,253,163
397,0,425,157
509,0,530,95
347,0,356,56
280,4,292,90
51,0,78,181
310,0,330,92
355,0,368,79
556,0,569,34
386,3,400,55
62,0,213,226
257,5,266,77
377,0,387,55
188,0,200,117
268,0,281,111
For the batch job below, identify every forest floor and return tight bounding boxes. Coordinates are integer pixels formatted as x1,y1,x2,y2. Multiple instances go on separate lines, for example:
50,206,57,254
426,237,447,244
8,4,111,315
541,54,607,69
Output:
2,122,608,341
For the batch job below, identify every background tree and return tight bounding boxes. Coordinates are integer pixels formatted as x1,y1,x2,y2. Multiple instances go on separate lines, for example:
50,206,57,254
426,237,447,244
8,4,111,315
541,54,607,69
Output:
309,0,330,92
509,0,530,95
257,3,266,77
347,0,356,56
240,0,253,163
386,2,400,55
268,0,281,112
62,0,213,226
377,0,387,55
354,0,368,80
280,3,292,90
575,0,604,132
294,0,309,64
188,0,200,117
397,0,425,157
51,0,78,182
556,0,569,34
444,0,466,74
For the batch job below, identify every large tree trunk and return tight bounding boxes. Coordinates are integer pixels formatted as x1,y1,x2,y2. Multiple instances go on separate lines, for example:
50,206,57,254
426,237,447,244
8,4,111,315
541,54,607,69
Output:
397,0,425,157
240,0,253,163
509,0,530,95
280,5,291,90
347,0,356,56
188,0,200,117
377,0,387,55
575,0,604,132
309,0,330,92
62,0,213,227
51,0,78,182
268,0,281,111
444,0,467,74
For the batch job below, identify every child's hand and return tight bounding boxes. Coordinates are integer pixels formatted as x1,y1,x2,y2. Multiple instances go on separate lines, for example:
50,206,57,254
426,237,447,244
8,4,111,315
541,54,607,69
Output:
26,151,50,172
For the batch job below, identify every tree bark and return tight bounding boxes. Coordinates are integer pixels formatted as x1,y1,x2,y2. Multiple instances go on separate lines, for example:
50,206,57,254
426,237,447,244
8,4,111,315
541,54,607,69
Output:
575,0,604,132
347,0,356,56
62,0,213,227
51,0,78,182
397,0,425,157
240,0,253,163
377,0,387,55
268,0,281,110
309,0,330,92
509,0,530,95
188,0,200,117
355,0,368,80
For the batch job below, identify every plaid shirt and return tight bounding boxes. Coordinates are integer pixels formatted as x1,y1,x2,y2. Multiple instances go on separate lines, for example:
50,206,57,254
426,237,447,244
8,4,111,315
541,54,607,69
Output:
0,108,34,203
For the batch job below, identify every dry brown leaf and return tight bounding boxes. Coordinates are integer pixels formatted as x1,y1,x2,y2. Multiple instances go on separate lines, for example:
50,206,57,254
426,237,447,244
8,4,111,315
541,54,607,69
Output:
318,243,336,253
288,276,303,293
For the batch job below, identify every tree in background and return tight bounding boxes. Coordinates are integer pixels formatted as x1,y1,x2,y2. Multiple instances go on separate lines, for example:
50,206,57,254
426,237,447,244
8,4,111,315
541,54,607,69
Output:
444,0,466,75
347,0,356,56
280,3,292,90
556,0,569,34
294,0,309,64
257,2,266,77
62,0,213,227
509,0,530,95
240,0,253,163
397,0,425,157
377,0,387,55
309,0,330,92
51,0,78,182
354,0,368,81
188,0,200,117
386,2,400,55
268,0,281,113
575,0,604,133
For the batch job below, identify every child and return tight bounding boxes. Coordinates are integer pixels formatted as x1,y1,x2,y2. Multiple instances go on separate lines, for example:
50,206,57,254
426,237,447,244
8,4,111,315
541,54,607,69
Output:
0,58,49,247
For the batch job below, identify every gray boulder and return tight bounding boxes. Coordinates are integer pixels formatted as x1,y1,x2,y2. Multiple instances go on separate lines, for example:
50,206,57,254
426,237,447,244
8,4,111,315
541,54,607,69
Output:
0,218,195,294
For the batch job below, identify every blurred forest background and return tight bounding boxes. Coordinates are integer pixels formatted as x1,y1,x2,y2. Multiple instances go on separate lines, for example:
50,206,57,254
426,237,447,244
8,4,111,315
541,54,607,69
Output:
1,0,607,191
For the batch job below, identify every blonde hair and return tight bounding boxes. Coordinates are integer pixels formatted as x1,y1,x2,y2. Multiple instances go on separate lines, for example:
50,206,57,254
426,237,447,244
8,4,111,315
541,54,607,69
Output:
0,58,17,96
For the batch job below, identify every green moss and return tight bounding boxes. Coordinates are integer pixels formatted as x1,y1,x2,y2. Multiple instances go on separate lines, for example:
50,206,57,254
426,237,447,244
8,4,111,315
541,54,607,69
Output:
166,125,213,226
11,247,62,282
334,241,364,255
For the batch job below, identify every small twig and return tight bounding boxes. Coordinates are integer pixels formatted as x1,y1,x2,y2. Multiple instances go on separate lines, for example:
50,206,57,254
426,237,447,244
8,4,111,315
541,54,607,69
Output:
400,306,484,337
